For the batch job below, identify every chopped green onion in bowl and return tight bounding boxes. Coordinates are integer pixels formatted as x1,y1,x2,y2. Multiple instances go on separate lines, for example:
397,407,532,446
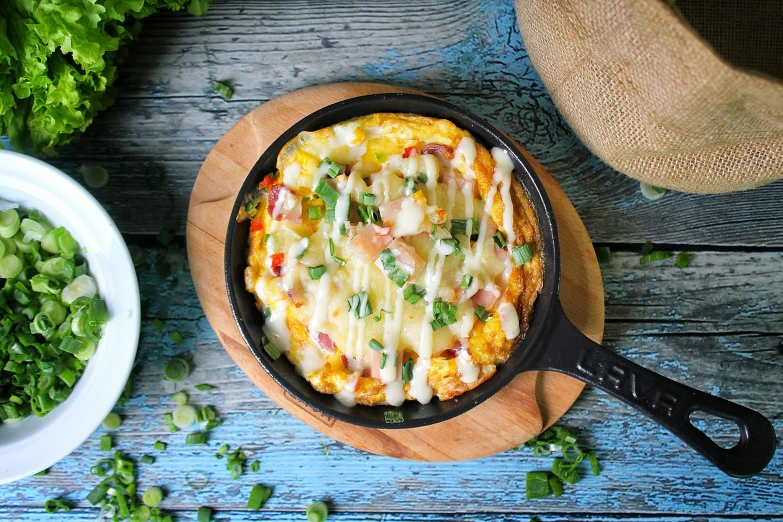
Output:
0,205,108,423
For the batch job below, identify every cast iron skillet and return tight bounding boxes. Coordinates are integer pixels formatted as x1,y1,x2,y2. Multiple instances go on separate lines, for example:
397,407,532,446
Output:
226,93,776,478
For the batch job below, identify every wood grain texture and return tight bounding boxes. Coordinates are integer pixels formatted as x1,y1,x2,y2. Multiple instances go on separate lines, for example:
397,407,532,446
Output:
3,253,781,516
42,0,783,246
186,82,604,461
1,0,782,518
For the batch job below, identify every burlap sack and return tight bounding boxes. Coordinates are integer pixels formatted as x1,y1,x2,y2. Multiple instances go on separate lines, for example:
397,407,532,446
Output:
516,0,783,193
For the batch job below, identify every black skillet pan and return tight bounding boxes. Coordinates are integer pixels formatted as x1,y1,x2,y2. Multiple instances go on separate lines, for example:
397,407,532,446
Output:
225,93,776,478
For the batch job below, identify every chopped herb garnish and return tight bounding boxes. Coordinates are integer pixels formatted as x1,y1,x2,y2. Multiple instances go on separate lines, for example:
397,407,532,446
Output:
153,441,167,451
405,176,419,193
308,265,326,280
368,339,384,353
295,237,310,259
460,274,473,289
314,178,339,207
388,267,409,287
102,412,121,431
511,243,534,266
401,358,414,385
403,284,426,304
319,157,344,178
213,81,233,100
474,305,490,323
247,484,272,510
152,317,165,332
163,358,191,382
186,432,207,445
492,231,507,249
640,251,673,264
308,205,323,220
263,233,271,243
197,506,213,522
384,411,404,423
380,352,388,369
359,192,376,205
595,246,612,264
260,335,282,361
379,248,396,271
450,218,479,238
675,252,692,269
347,291,372,319
417,172,428,183
431,298,458,331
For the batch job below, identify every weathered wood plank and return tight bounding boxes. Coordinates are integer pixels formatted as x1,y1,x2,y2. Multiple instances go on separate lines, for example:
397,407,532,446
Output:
6,511,783,522
40,0,783,245
3,252,781,515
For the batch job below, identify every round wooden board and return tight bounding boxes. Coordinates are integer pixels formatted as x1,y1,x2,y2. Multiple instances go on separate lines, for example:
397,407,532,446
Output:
186,82,604,461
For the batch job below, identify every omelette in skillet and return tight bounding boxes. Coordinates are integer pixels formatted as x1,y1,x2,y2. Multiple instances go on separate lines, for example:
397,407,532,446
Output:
238,113,542,406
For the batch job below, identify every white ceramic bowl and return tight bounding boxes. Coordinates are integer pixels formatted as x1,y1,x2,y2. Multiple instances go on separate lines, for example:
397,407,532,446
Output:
0,150,140,484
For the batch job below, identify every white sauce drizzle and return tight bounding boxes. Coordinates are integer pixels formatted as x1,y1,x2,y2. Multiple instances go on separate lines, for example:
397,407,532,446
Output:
421,154,439,202
445,174,457,226
380,279,406,384
462,181,475,239
456,137,477,179
335,374,359,407
491,147,516,248
498,301,521,339
308,237,334,337
456,349,480,384
409,357,433,404
282,237,308,291
259,297,291,352
345,259,363,359
384,380,405,406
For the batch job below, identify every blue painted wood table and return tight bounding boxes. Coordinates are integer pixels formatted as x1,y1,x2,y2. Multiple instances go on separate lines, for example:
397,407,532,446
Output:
2,1,782,520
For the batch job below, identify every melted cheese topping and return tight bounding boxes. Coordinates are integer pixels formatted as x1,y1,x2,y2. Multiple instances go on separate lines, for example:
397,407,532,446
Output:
243,113,543,406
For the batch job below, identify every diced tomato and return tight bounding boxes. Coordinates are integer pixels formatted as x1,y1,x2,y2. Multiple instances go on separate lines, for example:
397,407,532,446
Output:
249,217,264,232
270,253,285,276
318,332,336,353
403,146,418,159
259,175,275,188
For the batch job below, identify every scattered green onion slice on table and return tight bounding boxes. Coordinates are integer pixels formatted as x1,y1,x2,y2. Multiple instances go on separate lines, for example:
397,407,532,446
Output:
44,498,71,513
594,246,612,264
185,470,210,490
197,506,213,522
247,484,272,510
639,251,673,265
675,252,693,269
142,486,164,508
172,405,197,429
163,358,191,382
141,455,155,465
172,391,189,406
640,181,667,201
306,501,329,522
102,412,122,430
250,460,260,472
100,434,112,451
186,432,207,445
525,471,550,500
163,412,179,433
153,441,167,451
79,164,110,189
152,318,165,332
169,330,184,345
195,383,216,391
213,81,233,100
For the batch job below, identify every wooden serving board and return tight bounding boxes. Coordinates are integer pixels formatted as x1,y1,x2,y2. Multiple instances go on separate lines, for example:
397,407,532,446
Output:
186,82,604,461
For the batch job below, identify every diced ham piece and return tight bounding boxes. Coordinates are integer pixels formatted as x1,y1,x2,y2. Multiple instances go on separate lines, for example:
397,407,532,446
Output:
379,197,404,224
318,332,336,353
380,196,427,237
495,244,511,263
375,239,424,278
441,171,479,198
422,143,455,160
267,184,302,222
348,224,393,262
472,282,500,309
370,352,382,379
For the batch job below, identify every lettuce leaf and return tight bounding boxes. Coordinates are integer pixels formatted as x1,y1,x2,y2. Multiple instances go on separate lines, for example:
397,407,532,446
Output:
0,0,211,152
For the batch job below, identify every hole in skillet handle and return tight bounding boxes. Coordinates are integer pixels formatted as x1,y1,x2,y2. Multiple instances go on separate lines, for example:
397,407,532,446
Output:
224,93,560,431
688,411,742,450
527,301,777,478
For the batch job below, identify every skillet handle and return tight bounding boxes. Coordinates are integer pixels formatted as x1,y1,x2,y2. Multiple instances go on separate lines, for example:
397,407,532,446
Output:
533,302,776,478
